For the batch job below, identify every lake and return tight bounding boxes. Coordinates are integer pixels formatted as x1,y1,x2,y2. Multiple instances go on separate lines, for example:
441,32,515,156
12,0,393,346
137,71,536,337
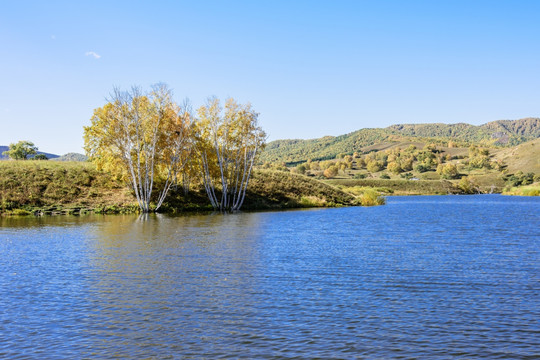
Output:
0,195,539,359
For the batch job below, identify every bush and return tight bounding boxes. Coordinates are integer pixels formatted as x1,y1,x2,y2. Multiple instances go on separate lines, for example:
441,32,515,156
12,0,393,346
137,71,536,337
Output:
505,172,535,187
33,154,48,160
387,161,402,174
469,155,491,169
400,172,413,179
359,189,386,206
414,164,430,173
458,176,479,194
323,165,339,178
436,163,459,179
366,160,383,173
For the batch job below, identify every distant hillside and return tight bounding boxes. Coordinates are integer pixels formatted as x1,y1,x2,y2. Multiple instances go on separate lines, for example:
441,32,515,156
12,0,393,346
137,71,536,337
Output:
260,118,540,164
493,138,540,174
51,153,88,162
0,145,59,160
388,118,540,145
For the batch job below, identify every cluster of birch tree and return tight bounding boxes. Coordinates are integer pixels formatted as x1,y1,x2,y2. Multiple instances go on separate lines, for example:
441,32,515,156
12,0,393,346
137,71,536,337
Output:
83,84,265,213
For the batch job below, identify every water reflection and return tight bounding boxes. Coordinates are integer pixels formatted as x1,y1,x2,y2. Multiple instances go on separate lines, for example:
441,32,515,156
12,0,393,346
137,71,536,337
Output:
81,212,267,357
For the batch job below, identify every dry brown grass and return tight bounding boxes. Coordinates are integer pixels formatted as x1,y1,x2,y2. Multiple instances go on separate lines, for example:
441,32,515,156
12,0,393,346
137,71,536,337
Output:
493,138,540,174
244,170,357,209
326,178,459,195
0,162,364,214
503,183,540,196
0,160,135,213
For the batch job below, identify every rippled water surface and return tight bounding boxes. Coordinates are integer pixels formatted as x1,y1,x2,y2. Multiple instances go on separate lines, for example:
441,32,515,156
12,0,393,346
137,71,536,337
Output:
1,195,539,359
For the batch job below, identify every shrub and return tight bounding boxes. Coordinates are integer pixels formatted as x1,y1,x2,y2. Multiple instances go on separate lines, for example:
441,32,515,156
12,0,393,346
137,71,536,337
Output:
323,165,339,178
299,196,327,207
469,155,491,169
458,176,479,194
400,172,413,179
436,163,459,179
359,189,386,206
33,154,48,160
296,164,307,174
366,160,383,173
505,172,535,187
387,161,402,174
414,164,430,173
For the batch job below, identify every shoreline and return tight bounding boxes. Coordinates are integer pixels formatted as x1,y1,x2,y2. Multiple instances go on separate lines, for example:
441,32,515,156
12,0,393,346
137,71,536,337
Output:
3,192,537,217
1,161,536,217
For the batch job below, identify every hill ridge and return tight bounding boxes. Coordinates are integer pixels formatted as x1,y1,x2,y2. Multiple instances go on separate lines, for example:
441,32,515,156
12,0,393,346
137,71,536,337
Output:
261,118,540,164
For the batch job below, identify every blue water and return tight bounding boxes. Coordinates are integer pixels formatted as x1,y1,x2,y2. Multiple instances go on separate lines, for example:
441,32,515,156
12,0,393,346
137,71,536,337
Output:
0,195,539,359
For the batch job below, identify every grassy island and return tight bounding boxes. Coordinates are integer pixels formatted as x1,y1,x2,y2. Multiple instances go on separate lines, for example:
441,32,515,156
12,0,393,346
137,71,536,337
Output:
0,161,380,216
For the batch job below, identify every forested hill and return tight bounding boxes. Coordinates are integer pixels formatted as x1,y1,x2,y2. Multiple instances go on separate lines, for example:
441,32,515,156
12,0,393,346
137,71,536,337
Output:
51,153,88,162
387,117,540,143
261,118,540,164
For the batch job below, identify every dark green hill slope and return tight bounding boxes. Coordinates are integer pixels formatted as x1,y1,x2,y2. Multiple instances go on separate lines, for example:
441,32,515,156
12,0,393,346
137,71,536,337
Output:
483,118,540,137
388,118,540,145
260,118,540,164
262,129,394,163
386,123,491,142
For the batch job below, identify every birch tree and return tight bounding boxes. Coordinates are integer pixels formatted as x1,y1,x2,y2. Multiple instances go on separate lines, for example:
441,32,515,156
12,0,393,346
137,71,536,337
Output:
197,97,266,212
84,84,192,212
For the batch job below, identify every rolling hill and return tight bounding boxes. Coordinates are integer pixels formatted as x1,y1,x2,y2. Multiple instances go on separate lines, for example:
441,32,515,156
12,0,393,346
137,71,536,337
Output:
0,146,87,161
493,138,540,174
260,118,540,164
51,153,88,162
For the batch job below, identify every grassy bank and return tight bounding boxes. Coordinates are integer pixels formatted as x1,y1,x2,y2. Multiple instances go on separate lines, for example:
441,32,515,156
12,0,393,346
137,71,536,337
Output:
324,178,460,195
0,161,362,215
0,161,135,215
503,183,540,196
244,170,359,208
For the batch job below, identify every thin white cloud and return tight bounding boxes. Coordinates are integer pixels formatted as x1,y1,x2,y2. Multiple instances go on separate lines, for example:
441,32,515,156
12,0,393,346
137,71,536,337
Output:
85,51,101,59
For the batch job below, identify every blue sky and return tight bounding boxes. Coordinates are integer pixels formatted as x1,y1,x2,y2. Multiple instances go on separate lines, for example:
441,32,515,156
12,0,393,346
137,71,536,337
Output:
1,1,539,155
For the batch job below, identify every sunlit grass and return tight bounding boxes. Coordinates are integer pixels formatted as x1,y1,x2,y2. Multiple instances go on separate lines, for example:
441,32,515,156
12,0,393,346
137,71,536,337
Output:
503,183,540,196
0,160,134,213
358,189,386,206
325,178,457,195
0,162,377,215
245,170,358,209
